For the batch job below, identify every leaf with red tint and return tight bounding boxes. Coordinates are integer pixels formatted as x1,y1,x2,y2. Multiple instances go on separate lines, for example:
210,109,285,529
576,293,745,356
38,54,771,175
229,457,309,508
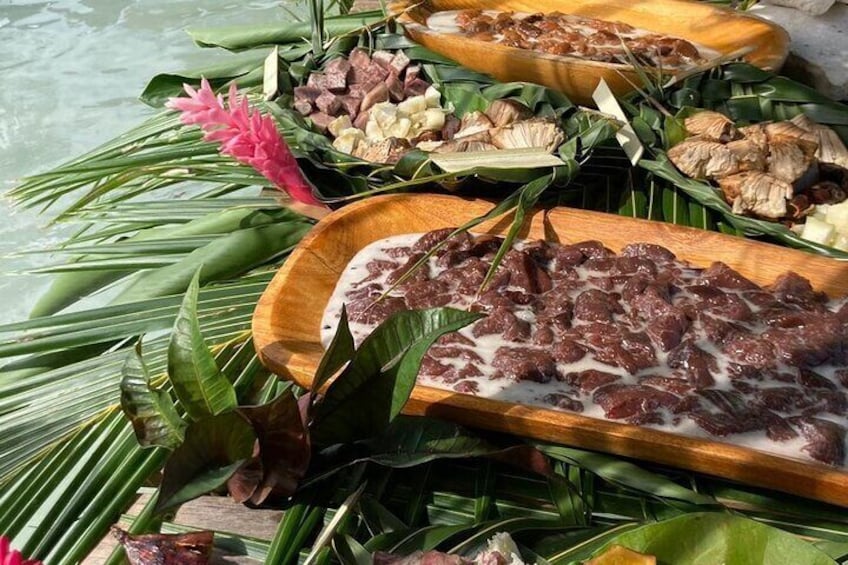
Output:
226,447,263,503
234,387,311,504
155,411,256,514
112,527,213,565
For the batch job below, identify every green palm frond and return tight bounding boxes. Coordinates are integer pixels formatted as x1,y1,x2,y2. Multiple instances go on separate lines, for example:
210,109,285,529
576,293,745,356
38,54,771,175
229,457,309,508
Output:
4,3,848,564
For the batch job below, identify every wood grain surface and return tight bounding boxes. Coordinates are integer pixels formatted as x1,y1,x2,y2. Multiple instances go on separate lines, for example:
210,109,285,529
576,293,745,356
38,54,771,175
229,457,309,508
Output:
387,0,789,106
252,193,848,507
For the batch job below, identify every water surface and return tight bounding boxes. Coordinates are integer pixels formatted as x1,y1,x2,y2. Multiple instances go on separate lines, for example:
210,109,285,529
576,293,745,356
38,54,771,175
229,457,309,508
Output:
0,0,302,322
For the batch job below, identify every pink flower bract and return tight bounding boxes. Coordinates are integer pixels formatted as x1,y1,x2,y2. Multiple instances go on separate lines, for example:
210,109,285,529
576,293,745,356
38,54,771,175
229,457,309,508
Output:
0,536,42,565
167,78,322,206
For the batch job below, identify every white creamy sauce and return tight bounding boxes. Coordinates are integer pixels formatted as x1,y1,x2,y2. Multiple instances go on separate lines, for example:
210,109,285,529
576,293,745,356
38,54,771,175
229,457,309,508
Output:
425,9,721,67
321,232,848,467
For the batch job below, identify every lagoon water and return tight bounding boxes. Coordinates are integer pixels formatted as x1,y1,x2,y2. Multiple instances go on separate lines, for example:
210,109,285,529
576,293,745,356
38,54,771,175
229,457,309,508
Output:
0,1,302,323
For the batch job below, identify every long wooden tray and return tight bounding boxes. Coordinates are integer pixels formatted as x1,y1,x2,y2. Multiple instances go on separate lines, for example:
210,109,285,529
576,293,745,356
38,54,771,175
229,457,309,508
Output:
387,0,789,106
252,194,848,506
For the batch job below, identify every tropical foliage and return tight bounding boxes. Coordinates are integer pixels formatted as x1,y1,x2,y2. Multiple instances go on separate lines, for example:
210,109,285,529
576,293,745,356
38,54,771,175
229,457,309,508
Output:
2,1,848,564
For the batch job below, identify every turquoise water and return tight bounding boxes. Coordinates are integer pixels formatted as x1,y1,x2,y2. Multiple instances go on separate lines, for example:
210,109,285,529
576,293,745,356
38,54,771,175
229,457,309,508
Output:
0,0,302,322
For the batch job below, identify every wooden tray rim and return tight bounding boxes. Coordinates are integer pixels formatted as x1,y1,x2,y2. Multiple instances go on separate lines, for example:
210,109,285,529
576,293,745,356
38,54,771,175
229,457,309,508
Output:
252,193,848,507
387,0,790,72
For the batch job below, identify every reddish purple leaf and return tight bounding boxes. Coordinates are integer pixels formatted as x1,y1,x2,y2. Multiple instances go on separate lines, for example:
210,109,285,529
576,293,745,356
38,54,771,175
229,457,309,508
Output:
112,527,213,565
234,388,311,504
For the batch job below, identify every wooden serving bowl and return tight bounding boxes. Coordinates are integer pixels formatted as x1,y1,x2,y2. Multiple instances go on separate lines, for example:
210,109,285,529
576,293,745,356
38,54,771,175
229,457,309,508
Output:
387,0,789,106
253,194,848,506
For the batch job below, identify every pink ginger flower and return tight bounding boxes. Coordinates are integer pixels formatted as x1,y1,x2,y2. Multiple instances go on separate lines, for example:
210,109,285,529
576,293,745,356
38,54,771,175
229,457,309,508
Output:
166,78,322,207
0,536,41,565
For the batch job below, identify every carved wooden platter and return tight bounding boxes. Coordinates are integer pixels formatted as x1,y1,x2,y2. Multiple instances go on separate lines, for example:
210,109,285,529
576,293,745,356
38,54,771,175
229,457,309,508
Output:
386,0,789,106
253,194,848,506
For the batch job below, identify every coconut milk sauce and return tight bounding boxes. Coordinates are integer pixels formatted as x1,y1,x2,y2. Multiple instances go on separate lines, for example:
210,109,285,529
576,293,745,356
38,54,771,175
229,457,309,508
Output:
321,233,848,465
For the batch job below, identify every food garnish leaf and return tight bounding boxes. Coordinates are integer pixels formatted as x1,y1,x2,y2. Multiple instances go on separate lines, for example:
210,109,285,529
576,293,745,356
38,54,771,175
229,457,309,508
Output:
535,444,717,507
167,269,237,421
311,308,481,445
155,411,256,514
311,304,355,399
234,387,311,504
120,340,186,450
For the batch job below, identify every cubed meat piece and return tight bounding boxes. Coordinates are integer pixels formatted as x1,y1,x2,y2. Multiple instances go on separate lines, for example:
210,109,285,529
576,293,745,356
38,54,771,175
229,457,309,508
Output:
347,296,406,325
593,384,680,423
324,57,351,88
698,262,759,291
543,393,584,412
351,60,389,85
769,271,828,310
349,47,371,70
442,115,461,140
412,228,454,252
294,85,322,103
338,94,362,119
293,99,313,116
454,380,480,394
471,307,530,341
390,51,411,74
552,339,587,364
307,72,335,91
428,345,484,364
764,317,847,367
405,77,431,97
386,252,427,284
790,417,846,466
492,347,557,382
315,90,342,116
404,64,421,85
639,375,694,395
560,369,620,393
574,289,622,323
667,340,717,389
385,73,405,102
308,112,336,134
360,82,389,113
371,50,396,69
630,286,688,351
620,242,677,263
584,327,658,375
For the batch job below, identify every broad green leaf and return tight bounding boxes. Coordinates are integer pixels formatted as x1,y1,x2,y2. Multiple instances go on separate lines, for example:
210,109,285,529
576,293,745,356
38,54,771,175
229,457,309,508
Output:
305,417,501,486
155,411,256,514
592,512,837,565
441,83,489,117
535,444,717,507
140,49,269,107
186,12,382,51
113,220,312,304
265,503,325,565
29,207,294,318
333,534,371,565
536,524,641,564
311,308,481,445
167,270,237,420
365,524,473,554
310,304,355,398
120,341,186,450
358,498,407,536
